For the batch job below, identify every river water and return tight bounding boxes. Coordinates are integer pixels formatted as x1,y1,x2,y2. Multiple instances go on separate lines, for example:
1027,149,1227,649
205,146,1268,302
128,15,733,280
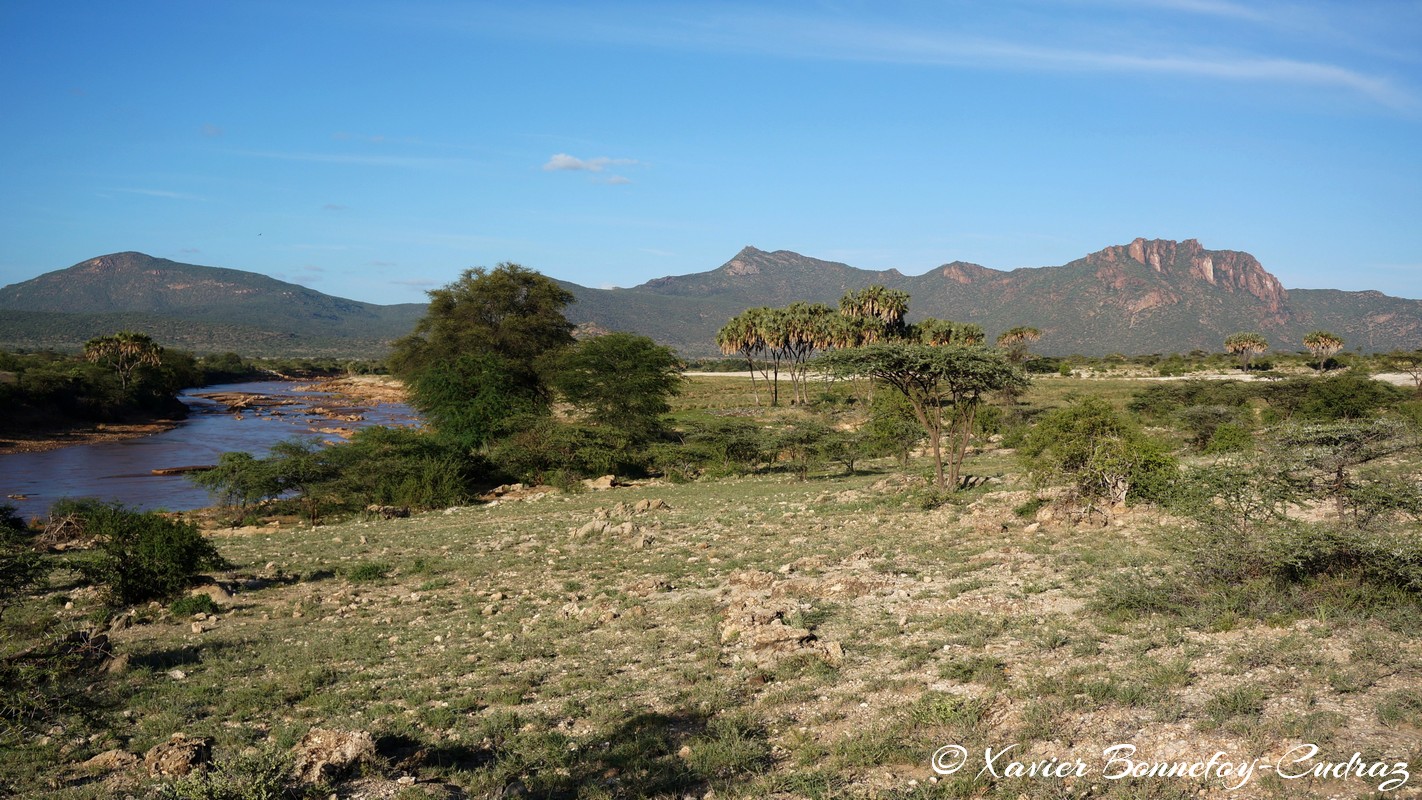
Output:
0,381,419,516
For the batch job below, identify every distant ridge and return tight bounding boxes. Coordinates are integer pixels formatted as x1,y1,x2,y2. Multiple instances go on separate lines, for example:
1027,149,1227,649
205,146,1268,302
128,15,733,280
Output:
0,252,425,356
561,238,1422,356
2,241,1419,357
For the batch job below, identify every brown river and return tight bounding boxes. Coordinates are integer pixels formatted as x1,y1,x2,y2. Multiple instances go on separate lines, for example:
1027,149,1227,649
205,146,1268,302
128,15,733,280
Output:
0,381,419,517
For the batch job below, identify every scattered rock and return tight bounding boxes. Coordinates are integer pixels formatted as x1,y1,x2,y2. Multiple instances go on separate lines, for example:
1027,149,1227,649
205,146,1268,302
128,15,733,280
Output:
583,475,620,491
365,504,410,519
188,582,233,604
144,733,213,777
1023,522,1041,534
633,498,669,512
82,748,140,774
291,728,377,785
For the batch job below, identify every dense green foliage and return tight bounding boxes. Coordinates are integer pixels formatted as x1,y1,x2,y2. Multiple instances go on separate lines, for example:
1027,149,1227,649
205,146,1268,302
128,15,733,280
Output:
1020,397,1178,508
193,427,492,522
0,508,46,620
816,344,1028,487
544,333,683,442
75,503,230,605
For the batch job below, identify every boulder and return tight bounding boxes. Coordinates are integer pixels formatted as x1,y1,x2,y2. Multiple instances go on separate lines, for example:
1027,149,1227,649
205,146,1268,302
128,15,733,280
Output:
583,475,619,491
291,728,377,785
143,733,213,777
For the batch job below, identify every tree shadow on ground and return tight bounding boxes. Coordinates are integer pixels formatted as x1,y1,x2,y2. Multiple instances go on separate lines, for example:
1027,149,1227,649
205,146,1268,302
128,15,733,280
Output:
391,709,772,799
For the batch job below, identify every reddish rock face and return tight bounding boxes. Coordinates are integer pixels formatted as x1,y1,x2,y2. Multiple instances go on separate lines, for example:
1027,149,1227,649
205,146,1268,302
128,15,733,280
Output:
1089,237,1287,315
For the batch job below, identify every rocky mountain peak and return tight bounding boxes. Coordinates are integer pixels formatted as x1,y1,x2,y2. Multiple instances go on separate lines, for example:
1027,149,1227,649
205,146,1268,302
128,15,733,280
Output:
1086,238,1287,314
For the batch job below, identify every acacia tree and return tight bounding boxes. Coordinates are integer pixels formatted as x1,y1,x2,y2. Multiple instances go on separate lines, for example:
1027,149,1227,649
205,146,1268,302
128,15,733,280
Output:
815,344,1028,488
390,263,575,447
1388,350,1422,397
544,332,683,443
83,331,163,391
1271,418,1420,523
1224,331,1269,371
1302,330,1344,372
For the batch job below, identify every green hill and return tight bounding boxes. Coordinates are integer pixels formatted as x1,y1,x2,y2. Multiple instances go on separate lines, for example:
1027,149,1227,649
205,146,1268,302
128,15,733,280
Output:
2,242,1419,358
0,252,425,356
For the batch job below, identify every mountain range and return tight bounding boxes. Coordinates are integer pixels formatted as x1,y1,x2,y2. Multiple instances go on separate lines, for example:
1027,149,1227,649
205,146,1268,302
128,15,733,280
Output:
1,240,1419,358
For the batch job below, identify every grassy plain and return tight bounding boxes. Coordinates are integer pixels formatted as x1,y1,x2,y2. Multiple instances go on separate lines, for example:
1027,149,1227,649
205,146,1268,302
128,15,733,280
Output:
11,373,1422,799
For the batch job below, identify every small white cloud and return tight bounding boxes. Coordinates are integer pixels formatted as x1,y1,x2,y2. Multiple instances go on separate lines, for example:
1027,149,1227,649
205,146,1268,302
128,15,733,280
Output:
543,153,640,172
601,175,633,185
201,123,223,138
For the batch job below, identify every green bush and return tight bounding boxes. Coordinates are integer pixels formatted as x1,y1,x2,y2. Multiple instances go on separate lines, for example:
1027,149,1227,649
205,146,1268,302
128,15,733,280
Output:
0,505,46,618
863,390,923,468
1020,397,1178,507
489,419,642,484
1204,422,1254,454
169,594,220,617
153,743,292,800
1298,372,1409,420
75,503,229,605
347,562,391,582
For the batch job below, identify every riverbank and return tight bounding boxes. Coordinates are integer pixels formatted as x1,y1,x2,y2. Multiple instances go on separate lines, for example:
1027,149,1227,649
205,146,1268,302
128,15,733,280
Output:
0,416,184,457
0,376,409,458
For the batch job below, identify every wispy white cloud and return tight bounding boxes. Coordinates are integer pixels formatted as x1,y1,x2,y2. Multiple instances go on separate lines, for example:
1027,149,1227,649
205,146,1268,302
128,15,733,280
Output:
200,123,223,138
391,277,438,287
543,153,641,172
472,5,1414,110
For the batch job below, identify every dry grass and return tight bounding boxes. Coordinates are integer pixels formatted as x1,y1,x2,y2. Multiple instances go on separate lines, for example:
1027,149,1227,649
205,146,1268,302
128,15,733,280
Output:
9,375,1422,799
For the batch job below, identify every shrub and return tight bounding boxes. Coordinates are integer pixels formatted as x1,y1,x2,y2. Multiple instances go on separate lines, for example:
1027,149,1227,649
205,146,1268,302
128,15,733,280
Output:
1298,372,1409,420
169,594,220,617
0,505,46,619
1020,397,1178,508
75,503,229,605
1204,422,1253,454
863,390,923,468
153,743,292,800
772,420,833,481
489,419,640,484
347,562,391,582
678,418,768,476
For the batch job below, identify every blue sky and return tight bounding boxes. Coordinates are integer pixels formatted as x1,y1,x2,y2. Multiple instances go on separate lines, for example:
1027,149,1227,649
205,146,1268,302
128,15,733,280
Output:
1,1,1419,303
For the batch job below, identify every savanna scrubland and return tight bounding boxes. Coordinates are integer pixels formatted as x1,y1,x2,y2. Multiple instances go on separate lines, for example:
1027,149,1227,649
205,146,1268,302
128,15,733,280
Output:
5,267,1422,799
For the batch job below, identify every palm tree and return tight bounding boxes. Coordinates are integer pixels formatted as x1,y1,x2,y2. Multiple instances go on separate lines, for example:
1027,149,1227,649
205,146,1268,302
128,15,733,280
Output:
717,313,764,404
839,286,911,340
1223,332,1269,371
83,331,163,391
995,326,1042,365
1302,330,1344,372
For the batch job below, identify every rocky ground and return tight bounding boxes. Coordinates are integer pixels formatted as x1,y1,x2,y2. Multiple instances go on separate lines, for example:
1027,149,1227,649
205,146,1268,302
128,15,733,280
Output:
16,456,1422,799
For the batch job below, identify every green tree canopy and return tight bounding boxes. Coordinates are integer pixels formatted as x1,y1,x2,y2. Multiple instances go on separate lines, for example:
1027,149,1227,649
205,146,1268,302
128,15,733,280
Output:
83,331,163,391
390,263,575,386
544,332,683,442
815,343,1027,488
1223,331,1269,371
389,263,576,446
1302,330,1344,372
